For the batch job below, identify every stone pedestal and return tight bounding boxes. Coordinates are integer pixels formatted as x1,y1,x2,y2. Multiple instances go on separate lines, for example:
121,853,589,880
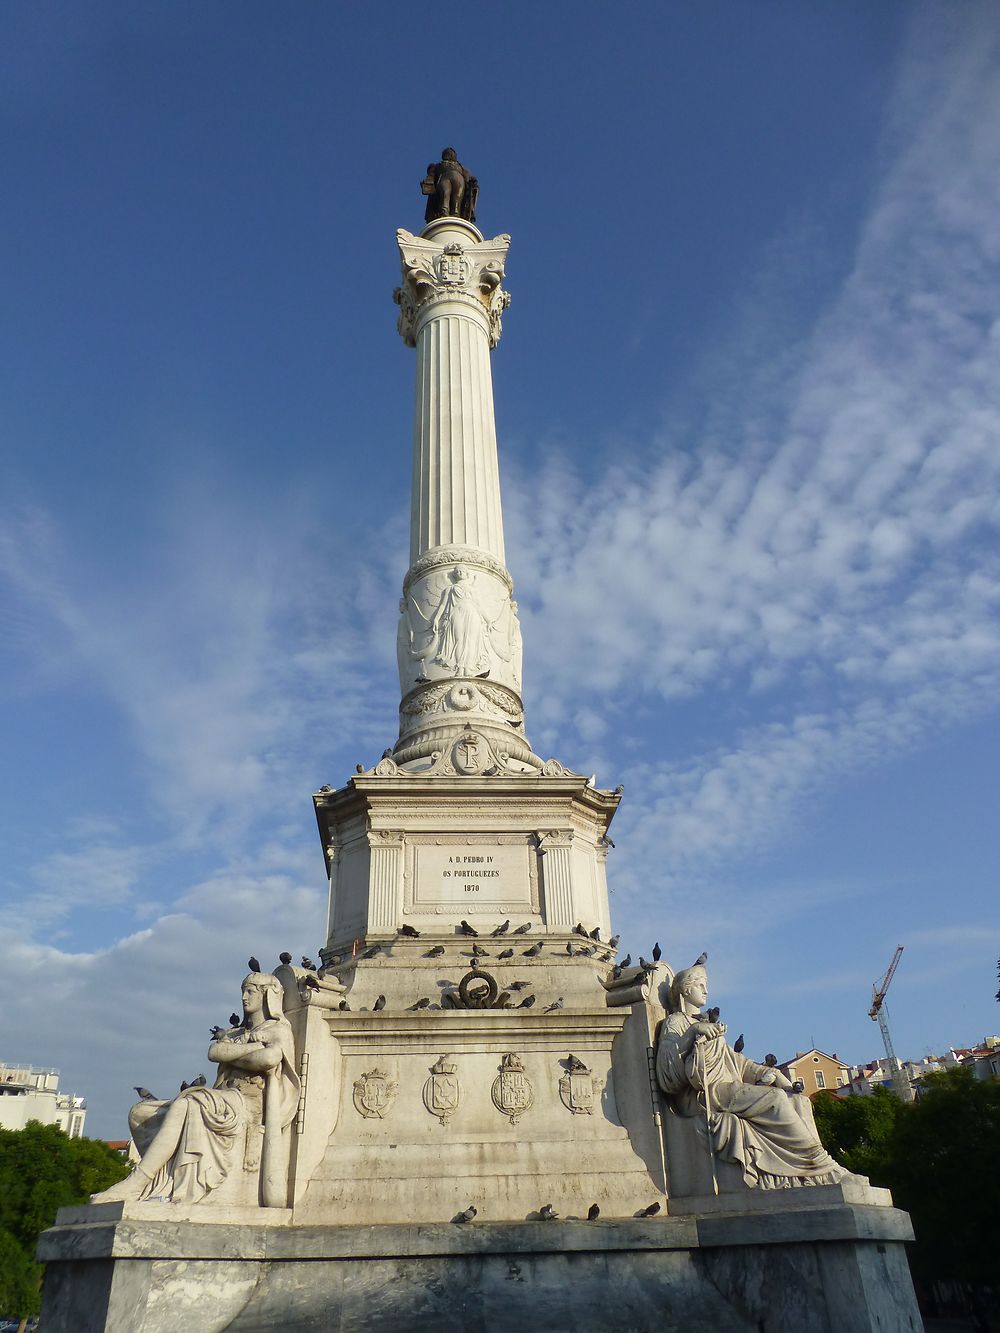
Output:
38,1204,920,1332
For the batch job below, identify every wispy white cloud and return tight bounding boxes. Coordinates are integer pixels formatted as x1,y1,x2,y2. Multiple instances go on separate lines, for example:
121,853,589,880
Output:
508,7,1000,892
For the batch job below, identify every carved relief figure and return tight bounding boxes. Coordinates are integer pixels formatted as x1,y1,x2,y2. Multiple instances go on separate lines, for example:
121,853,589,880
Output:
408,568,492,677
93,972,300,1207
655,961,849,1190
421,148,478,224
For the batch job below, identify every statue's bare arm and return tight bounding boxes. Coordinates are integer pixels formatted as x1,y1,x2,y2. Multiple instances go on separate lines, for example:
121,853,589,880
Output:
208,1032,284,1075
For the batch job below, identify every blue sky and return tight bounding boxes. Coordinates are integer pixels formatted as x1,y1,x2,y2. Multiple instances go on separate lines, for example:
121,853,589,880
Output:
1,2,998,1137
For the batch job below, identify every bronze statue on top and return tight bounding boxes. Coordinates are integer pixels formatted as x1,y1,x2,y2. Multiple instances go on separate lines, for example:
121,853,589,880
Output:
422,148,478,225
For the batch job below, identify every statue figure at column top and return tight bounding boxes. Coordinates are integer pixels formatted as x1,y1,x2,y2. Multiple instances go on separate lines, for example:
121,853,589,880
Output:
422,148,478,225
656,959,854,1190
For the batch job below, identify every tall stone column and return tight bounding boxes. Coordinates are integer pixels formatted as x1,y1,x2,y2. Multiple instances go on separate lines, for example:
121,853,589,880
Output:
392,216,540,775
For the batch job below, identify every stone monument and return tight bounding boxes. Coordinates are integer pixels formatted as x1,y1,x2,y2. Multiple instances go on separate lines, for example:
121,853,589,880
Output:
38,154,921,1332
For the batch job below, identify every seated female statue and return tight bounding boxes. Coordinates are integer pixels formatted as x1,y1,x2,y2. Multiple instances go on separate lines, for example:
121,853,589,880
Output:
656,961,850,1190
94,970,299,1207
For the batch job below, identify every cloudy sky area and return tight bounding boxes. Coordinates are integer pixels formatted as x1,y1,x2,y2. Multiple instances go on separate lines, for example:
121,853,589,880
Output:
1,2,998,1136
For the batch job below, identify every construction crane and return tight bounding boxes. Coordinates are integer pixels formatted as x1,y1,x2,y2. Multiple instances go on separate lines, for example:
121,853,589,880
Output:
869,945,913,1100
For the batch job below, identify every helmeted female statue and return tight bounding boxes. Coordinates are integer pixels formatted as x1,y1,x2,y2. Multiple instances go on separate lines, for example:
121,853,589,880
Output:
94,971,299,1207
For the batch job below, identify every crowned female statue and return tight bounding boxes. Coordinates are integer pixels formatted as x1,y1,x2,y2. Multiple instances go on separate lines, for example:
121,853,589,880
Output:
94,971,300,1207
656,960,850,1190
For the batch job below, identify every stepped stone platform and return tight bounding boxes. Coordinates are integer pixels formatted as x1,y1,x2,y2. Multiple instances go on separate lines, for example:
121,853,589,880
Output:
38,1197,918,1333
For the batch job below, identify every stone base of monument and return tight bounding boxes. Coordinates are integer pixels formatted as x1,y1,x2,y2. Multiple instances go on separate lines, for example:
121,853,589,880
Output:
38,1196,919,1332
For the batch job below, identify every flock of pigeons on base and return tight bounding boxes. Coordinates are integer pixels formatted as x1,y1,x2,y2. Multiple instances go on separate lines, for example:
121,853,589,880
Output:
450,1201,661,1224
136,929,773,1129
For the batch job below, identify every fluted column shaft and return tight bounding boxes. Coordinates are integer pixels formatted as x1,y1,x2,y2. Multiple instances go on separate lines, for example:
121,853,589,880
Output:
410,303,505,564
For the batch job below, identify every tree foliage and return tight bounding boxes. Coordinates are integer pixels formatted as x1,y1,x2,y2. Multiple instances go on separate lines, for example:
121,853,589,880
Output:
814,1069,1000,1288
0,1122,130,1318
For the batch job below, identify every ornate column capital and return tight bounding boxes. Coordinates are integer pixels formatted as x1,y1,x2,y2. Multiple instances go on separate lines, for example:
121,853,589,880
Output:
393,228,511,348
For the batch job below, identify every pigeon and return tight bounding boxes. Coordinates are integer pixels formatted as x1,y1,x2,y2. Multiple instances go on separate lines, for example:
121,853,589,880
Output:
491,920,511,936
134,1087,156,1100
362,945,381,960
229,1013,242,1027
538,1204,558,1221
338,1000,351,1011
791,1079,805,1094
587,1203,600,1221
279,951,293,965
453,1206,477,1224
425,945,446,958
620,954,631,969
512,922,532,934
248,956,262,973
399,924,420,938
545,998,564,1013
210,1025,224,1039
694,951,708,967
180,1080,189,1091
508,980,530,991
573,923,589,938
301,957,317,971
191,1074,207,1087
652,942,661,962
608,934,620,949
471,943,488,956
733,1033,745,1054
372,995,386,1011
639,956,652,971
566,1055,587,1072
706,1006,720,1024
498,948,514,959
589,926,601,941
611,965,623,981
518,995,536,1009
410,998,431,1010
579,945,595,957
459,920,479,937
764,1053,778,1067
635,1202,661,1218
565,942,575,956
523,942,543,957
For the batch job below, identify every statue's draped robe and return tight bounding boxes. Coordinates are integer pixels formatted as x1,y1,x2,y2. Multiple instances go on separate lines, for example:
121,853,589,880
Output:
127,1021,300,1204
429,580,490,675
656,1011,844,1189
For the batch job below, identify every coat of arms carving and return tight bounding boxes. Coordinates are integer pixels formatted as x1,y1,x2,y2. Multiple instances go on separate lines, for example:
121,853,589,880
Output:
491,1052,534,1125
422,1055,462,1125
352,1067,398,1120
558,1055,603,1116
436,243,470,286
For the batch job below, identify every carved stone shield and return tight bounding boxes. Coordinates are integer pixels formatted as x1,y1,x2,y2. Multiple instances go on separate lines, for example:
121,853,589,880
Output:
353,1068,398,1120
436,244,470,286
491,1053,534,1125
423,1055,462,1124
559,1060,603,1116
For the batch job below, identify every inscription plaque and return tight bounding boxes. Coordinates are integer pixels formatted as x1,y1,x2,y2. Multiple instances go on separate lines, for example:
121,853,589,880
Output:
412,843,532,911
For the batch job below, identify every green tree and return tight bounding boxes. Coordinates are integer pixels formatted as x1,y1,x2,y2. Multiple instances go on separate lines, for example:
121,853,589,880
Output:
811,1083,902,1180
887,1068,1000,1289
814,1070,1000,1296
0,1122,130,1320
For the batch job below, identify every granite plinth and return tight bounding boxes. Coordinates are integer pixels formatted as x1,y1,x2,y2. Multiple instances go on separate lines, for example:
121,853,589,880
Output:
38,1204,919,1332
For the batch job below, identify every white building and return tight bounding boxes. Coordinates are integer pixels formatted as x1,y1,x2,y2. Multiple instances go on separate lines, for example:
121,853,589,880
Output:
0,1061,87,1137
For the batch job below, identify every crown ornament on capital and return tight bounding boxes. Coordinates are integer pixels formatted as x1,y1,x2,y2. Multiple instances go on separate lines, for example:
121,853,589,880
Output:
393,228,512,349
